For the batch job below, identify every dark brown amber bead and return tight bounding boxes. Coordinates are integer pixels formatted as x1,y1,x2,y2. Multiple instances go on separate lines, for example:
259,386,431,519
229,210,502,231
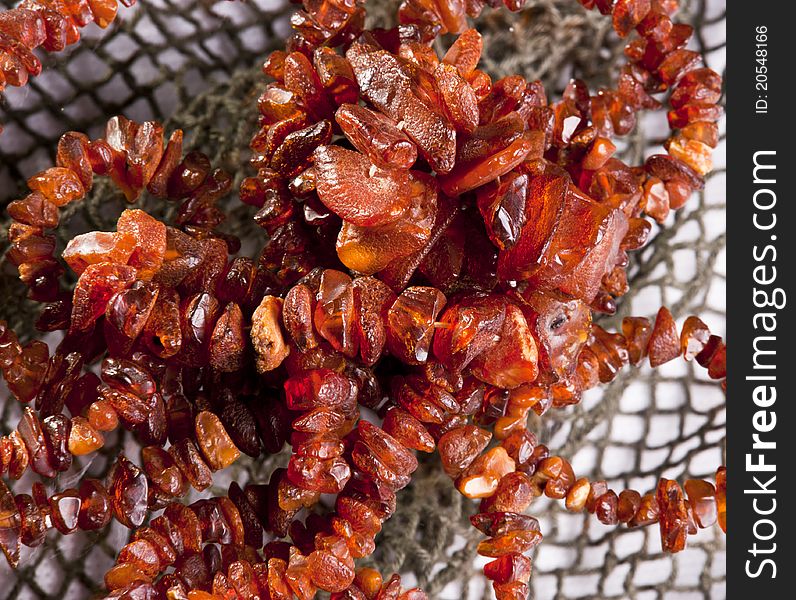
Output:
18,407,55,478
169,438,213,491
42,413,72,471
0,479,21,568
142,446,187,498
109,455,149,529
15,493,45,548
78,478,113,531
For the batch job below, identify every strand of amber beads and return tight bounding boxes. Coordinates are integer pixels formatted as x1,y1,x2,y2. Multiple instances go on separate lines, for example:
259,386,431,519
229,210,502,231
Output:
0,0,133,126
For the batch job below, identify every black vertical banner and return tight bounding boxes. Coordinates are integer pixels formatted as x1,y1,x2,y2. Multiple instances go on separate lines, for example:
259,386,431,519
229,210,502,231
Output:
727,3,791,597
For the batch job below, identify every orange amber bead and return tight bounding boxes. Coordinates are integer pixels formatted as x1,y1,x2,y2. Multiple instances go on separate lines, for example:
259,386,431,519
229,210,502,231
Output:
67,416,103,455
648,306,680,367
716,466,726,533
27,167,85,206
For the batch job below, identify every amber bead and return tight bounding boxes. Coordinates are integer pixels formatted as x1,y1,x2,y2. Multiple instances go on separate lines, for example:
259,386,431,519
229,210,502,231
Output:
27,166,85,206
684,479,717,528
314,145,411,227
594,490,619,525
50,488,82,534
437,425,491,477
386,287,447,364
142,446,187,498
195,411,241,471
67,415,103,455
88,398,120,432
18,406,55,477
336,103,417,170
483,553,532,584
109,455,149,529
169,439,213,491
457,447,516,499
382,407,435,453
715,466,726,533
477,529,543,558
0,479,21,568
76,478,112,531
656,479,688,552
15,493,45,548
71,263,138,333
251,295,290,373
622,316,652,365
648,306,681,367
617,489,642,523
7,193,59,229
347,45,457,173
164,502,203,554
680,315,711,360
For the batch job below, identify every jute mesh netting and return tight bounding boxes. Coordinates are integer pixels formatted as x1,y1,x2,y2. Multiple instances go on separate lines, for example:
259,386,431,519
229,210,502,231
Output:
0,0,727,598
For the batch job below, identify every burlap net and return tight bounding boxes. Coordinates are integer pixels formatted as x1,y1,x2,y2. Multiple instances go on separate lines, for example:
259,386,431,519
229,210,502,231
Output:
0,0,726,598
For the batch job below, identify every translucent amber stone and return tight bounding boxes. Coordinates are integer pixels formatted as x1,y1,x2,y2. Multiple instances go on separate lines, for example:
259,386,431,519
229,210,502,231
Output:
442,28,482,76
313,145,412,226
27,166,85,206
715,466,726,533
347,45,457,173
0,479,21,567
169,439,213,491
50,489,82,534
656,478,688,552
680,315,710,360
483,553,532,584
105,562,150,590
7,193,59,229
439,130,543,196
470,303,539,389
336,103,417,170
684,479,717,528
621,316,652,365
88,398,119,432
382,407,435,453
477,529,543,557
287,454,351,494
565,477,591,512
195,411,241,471
457,447,516,499
354,567,382,600
432,295,506,372
116,209,167,281
438,425,491,477
67,416,103,455
70,263,137,332
648,306,680,367
141,446,188,497
386,287,447,364
17,407,54,477
618,489,642,523
336,174,437,275
307,546,356,592
314,270,357,357
109,456,149,529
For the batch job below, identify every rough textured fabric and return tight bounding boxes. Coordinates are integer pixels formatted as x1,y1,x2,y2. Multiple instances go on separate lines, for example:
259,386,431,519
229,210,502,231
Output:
0,0,726,598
